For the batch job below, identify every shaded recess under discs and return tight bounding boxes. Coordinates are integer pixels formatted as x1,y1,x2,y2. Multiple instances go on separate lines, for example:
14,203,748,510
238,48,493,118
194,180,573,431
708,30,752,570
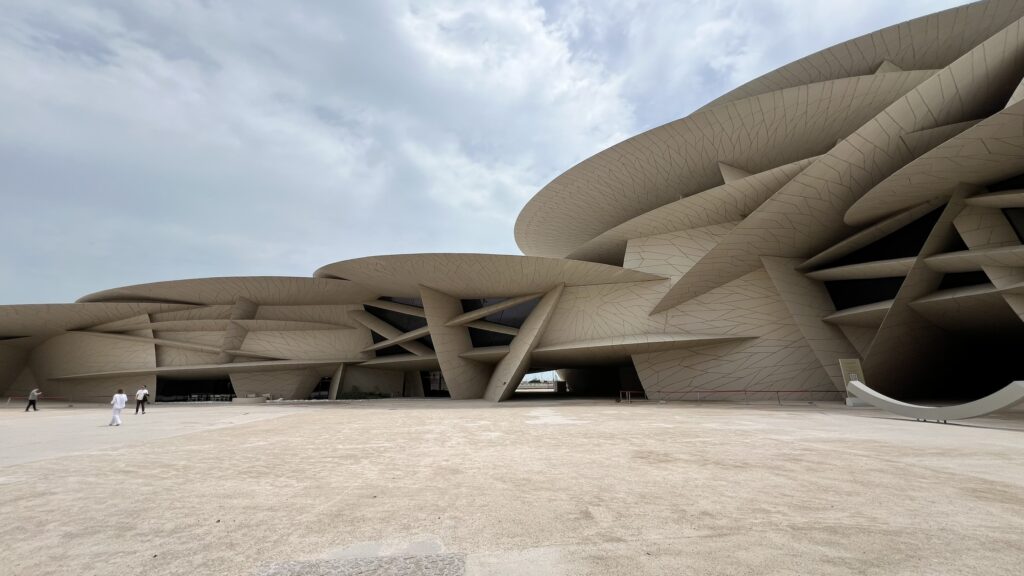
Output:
5,0,1024,413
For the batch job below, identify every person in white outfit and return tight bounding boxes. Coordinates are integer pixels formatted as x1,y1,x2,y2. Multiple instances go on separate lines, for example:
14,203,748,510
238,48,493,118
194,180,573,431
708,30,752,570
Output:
109,388,128,426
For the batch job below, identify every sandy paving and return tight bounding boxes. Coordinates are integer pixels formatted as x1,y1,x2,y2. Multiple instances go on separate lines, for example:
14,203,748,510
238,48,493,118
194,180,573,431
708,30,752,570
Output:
1,399,1023,575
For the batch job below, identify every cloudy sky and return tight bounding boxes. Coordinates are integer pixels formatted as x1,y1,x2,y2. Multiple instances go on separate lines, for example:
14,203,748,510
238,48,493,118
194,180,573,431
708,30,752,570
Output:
0,0,966,304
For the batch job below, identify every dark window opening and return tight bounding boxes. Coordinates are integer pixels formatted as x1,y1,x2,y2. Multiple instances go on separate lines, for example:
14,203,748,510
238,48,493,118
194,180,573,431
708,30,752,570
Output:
155,377,235,402
936,271,991,291
420,370,450,397
823,207,943,268
309,377,331,400
824,277,905,310
987,172,1024,192
1004,208,1024,243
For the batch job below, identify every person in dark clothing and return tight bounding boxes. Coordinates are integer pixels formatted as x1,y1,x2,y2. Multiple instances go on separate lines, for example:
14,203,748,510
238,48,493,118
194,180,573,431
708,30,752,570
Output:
25,388,41,412
134,385,150,415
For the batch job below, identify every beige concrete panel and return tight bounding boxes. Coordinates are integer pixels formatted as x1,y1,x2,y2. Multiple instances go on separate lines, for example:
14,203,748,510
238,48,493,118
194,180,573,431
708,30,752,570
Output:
7,365,39,398
655,18,1024,312
823,301,893,328
849,100,1024,223
623,223,737,280
357,354,440,371
484,285,564,402
152,330,226,347
701,0,1024,108
347,310,432,356
838,326,878,358
240,329,373,361
458,346,509,363
230,369,320,400
875,60,903,74
800,199,946,270
27,332,156,402
924,245,1024,272
568,159,814,265
661,268,794,337
253,305,362,326
517,71,935,258
231,319,353,331
633,336,834,402
317,254,663,299
863,194,967,397
531,333,751,367
0,303,191,338
539,281,668,347
53,359,350,381
96,319,232,332
364,300,426,318
804,257,915,281
965,188,1024,207
150,305,233,322
718,162,751,183
897,120,981,158
419,285,491,400
339,365,405,398
462,321,518,336
79,276,377,306
155,345,221,367
762,257,860,391
0,343,30,396
216,297,258,364
88,313,160,332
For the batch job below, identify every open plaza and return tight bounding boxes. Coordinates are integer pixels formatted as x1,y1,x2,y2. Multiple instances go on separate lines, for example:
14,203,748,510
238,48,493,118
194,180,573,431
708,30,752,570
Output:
1,399,1022,576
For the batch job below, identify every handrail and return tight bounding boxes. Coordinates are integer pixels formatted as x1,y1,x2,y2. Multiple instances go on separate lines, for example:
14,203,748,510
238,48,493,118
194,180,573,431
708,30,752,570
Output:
650,389,844,405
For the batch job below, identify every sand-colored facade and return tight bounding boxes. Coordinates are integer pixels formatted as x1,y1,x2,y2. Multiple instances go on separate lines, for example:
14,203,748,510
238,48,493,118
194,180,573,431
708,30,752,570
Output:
4,0,1024,403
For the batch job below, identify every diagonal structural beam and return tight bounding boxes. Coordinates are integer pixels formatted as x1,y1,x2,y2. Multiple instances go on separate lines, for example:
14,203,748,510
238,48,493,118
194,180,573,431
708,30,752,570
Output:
347,309,432,356
463,321,518,336
364,299,427,318
484,284,564,402
445,293,541,327
362,326,431,353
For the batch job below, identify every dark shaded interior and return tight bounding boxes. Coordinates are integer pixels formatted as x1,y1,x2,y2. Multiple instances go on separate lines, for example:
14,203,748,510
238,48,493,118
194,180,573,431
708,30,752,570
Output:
155,377,235,402
824,277,905,310
936,271,991,290
825,207,943,268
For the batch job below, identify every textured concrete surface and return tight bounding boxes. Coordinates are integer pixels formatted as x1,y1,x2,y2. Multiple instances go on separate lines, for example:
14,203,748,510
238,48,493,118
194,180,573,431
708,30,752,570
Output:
1,399,1023,576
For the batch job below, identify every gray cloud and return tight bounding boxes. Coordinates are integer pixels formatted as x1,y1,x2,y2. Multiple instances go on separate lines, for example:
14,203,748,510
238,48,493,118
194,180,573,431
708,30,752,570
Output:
0,0,964,303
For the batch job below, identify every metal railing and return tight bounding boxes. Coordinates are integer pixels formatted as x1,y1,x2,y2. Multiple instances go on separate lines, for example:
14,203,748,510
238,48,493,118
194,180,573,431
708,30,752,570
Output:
649,389,845,405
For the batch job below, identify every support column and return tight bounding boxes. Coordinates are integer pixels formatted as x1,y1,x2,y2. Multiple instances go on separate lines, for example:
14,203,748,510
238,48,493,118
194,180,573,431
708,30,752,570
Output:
419,285,492,399
484,284,564,402
328,363,345,400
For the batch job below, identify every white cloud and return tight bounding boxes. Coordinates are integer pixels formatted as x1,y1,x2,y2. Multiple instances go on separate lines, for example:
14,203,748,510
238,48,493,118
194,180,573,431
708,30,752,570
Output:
0,0,968,303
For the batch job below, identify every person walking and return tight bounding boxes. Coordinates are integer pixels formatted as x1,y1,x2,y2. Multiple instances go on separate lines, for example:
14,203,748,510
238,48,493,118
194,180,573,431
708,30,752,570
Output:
25,388,41,412
135,385,150,414
109,389,128,426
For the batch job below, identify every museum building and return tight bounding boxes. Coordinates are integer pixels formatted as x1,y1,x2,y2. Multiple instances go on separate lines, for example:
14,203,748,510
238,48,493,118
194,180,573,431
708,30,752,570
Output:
4,0,1024,407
